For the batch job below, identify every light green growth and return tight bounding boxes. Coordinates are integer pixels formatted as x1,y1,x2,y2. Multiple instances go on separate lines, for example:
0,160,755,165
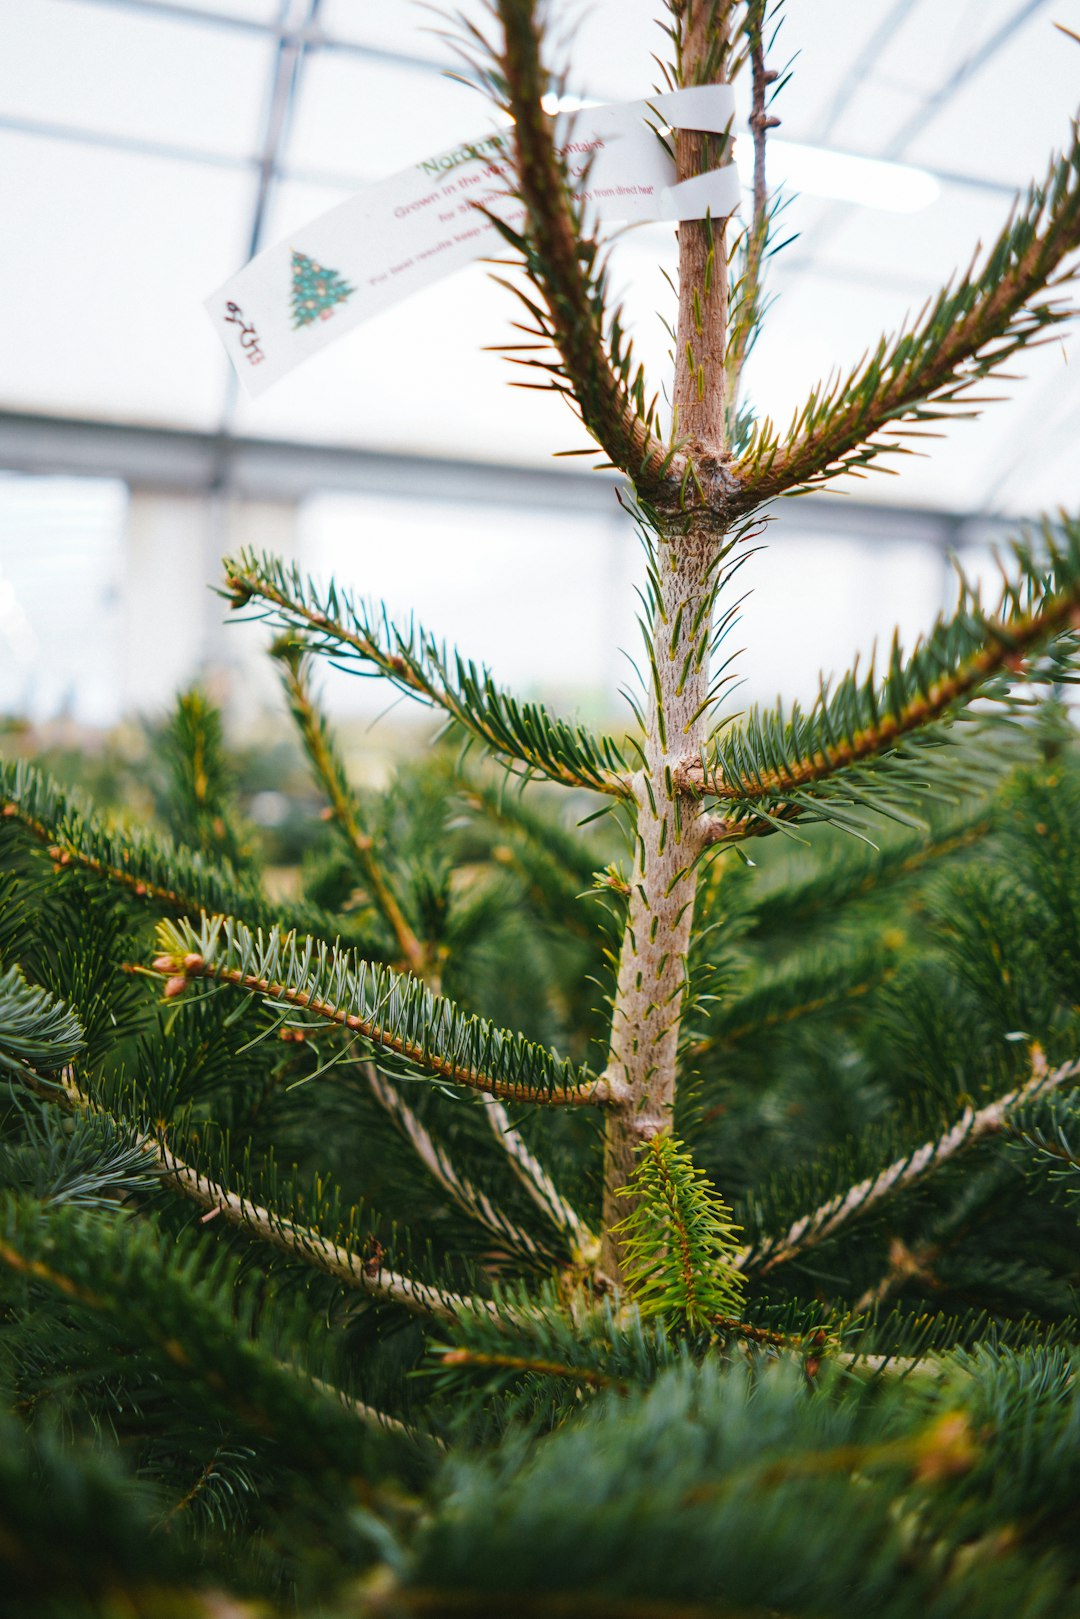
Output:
614,1132,745,1334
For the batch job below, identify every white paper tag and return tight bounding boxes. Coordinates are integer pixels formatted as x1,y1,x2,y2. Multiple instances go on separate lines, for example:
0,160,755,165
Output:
207,85,740,396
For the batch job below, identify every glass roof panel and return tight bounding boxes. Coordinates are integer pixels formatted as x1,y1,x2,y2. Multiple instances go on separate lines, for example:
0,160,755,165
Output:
880,0,1035,91
1,0,274,158
903,7,1077,183
130,0,283,20
0,131,250,424
318,0,493,53
285,50,489,181
814,183,1011,291
1,0,1077,520
741,235,1078,518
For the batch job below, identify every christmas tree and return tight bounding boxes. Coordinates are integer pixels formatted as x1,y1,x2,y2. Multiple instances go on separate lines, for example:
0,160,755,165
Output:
290,248,355,328
4,4,1080,1616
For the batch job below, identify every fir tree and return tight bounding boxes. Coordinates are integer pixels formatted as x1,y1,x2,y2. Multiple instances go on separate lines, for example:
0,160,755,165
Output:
4,4,1080,1616
290,249,355,328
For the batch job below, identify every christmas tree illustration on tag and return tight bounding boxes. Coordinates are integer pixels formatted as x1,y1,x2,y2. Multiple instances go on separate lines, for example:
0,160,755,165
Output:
290,250,355,329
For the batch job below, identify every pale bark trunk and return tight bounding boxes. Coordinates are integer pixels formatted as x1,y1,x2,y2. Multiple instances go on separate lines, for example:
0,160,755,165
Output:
599,524,723,1272
598,1,733,1283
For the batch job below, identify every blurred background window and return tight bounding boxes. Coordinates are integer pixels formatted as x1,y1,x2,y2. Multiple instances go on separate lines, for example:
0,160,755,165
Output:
0,474,127,726
1,0,1076,744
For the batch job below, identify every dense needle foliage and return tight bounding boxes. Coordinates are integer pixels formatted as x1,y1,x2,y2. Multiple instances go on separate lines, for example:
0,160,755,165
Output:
4,4,1080,1616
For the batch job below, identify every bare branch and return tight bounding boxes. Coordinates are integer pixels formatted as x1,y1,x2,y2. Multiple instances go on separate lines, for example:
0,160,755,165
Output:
363,1064,564,1264
742,1053,1080,1275
46,1067,482,1322
851,1237,942,1317
723,0,780,404
479,1094,595,1251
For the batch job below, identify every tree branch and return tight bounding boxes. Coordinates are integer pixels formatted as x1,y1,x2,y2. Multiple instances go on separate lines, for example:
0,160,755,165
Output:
741,1052,1080,1275
0,758,346,947
438,1344,624,1393
150,915,623,1109
155,1136,477,1319
489,0,681,494
676,525,1080,813
363,1063,564,1264
275,644,428,976
0,1198,420,1491
723,0,779,407
2,791,225,916
729,124,1080,512
224,551,632,799
479,1095,595,1251
33,1064,482,1323
689,943,896,1059
157,1137,474,1319
851,1236,943,1317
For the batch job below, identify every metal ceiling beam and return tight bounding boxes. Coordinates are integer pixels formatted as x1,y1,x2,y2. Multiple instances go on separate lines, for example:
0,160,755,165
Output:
18,1,1040,228
217,0,318,434
811,0,913,145
0,111,250,172
26,0,1057,529
48,0,1056,181
66,0,278,35
882,0,1051,160
60,0,465,74
0,411,1024,550
0,108,1022,202
243,0,313,266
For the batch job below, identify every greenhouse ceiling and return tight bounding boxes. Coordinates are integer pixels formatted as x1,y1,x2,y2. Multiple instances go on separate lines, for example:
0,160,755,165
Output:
1,0,1078,516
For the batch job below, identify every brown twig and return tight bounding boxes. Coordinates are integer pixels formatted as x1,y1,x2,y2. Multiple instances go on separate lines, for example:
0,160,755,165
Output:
724,0,779,402
438,1345,624,1393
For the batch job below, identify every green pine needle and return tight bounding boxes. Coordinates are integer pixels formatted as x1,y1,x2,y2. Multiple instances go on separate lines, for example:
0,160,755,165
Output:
151,913,604,1107
0,964,85,1085
613,1132,745,1334
222,550,631,799
687,520,1080,841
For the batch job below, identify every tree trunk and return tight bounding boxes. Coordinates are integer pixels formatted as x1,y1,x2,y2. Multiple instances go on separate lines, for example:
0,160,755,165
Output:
599,0,733,1284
